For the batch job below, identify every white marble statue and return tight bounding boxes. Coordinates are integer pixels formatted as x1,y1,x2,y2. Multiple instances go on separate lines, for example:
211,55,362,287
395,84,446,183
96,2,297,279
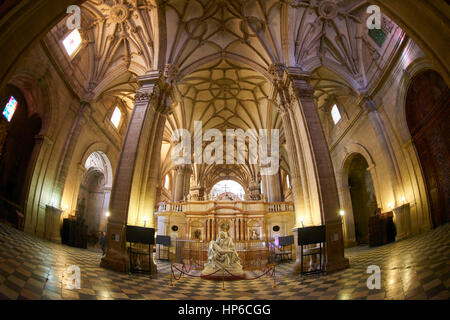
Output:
201,225,244,277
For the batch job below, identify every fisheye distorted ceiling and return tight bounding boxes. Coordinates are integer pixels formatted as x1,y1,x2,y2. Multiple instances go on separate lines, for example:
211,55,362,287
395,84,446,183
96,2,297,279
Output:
44,0,402,185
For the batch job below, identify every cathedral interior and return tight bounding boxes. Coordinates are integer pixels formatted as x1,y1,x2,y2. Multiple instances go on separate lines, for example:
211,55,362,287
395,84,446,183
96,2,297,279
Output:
0,0,448,301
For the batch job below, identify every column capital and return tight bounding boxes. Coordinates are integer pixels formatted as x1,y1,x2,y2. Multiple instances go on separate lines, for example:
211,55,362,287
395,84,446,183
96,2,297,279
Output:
136,70,175,116
285,67,311,80
285,68,314,99
174,164,191,173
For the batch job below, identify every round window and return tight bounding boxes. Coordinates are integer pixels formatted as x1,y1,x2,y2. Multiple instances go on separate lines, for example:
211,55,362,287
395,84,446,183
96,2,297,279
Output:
171,225,179,232
273,225,280,232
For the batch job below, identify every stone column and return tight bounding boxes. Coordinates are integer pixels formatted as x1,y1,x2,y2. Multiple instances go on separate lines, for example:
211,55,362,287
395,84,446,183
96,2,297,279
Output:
44,205,63,243
24,134,54,236
287,68,349,273
99,187,111,232
52,100,91,209
173,165,189,202
265,171,283,203
362,96,402,207
183,166,192,200
101,71,167,273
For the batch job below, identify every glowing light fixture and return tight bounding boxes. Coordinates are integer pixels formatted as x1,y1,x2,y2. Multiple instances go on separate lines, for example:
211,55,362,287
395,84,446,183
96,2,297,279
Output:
3,96,18,122
106,211,111,218
63,29,82,56
339,210,345,217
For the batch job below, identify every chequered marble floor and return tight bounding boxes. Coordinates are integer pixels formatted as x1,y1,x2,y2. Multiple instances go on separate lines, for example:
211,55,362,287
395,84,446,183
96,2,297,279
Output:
0,222,448,300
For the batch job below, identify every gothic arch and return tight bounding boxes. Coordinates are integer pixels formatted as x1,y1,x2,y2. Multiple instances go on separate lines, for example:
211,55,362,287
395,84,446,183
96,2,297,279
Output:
79,145,115,189
7,71,53,137
341,143,380,207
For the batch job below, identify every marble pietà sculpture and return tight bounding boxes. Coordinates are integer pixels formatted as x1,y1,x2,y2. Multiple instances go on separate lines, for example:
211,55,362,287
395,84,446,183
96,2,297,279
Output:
201,224,244,277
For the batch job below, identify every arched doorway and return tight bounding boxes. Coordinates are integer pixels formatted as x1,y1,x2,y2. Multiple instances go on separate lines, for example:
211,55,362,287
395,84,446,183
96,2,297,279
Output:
406,70,450,227
0,85,42,228
348,154,378,244
75,151,113,245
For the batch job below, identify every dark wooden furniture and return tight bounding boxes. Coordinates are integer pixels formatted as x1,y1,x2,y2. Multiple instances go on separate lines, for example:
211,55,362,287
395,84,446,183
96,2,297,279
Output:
369,212,397,247
156,235,171,261
275,235,294,262
297,226,326,276
126,226,155,275
61,217,88,249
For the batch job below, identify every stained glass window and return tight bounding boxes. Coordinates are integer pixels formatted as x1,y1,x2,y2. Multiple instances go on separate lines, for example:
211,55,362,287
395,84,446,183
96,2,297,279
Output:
331,104,342,125
63,29,82,56
3,96,18,122
369,28,387,48
111,107,122,128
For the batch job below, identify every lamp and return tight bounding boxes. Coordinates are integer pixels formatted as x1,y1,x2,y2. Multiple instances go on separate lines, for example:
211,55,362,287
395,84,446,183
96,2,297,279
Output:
339,210,345,217
143,216,148,228
106,211,110,218
299,217,304,228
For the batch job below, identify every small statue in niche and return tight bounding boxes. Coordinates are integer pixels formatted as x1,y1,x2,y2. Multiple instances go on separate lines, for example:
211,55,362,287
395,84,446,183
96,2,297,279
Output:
193,229,201,240
250,229,260,240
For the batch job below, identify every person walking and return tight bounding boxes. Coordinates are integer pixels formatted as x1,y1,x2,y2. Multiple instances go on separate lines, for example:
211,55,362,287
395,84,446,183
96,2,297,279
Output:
100,231,106,256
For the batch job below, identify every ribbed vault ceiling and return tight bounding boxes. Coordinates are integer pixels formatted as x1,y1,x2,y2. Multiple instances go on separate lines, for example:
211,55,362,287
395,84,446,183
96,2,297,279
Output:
44,0,403,191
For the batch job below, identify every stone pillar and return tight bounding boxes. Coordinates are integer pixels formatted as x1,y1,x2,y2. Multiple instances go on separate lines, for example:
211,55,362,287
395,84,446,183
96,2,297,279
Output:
264,171,283,203
362,96,403,208
24,134,54,236
173,165,189,202
52,100,91,208
287,68,349,273
99,187,111,232
101,71,168,273
44,205,63,243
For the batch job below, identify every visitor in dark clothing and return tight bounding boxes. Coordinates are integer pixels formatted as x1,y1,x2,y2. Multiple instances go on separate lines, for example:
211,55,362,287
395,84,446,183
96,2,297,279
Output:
100,231,106,256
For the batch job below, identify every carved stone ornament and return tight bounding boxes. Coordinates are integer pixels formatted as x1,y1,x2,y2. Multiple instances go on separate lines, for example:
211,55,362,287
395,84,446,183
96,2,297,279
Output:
110,4,130,23
318,1,339,20
134,91,152,103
